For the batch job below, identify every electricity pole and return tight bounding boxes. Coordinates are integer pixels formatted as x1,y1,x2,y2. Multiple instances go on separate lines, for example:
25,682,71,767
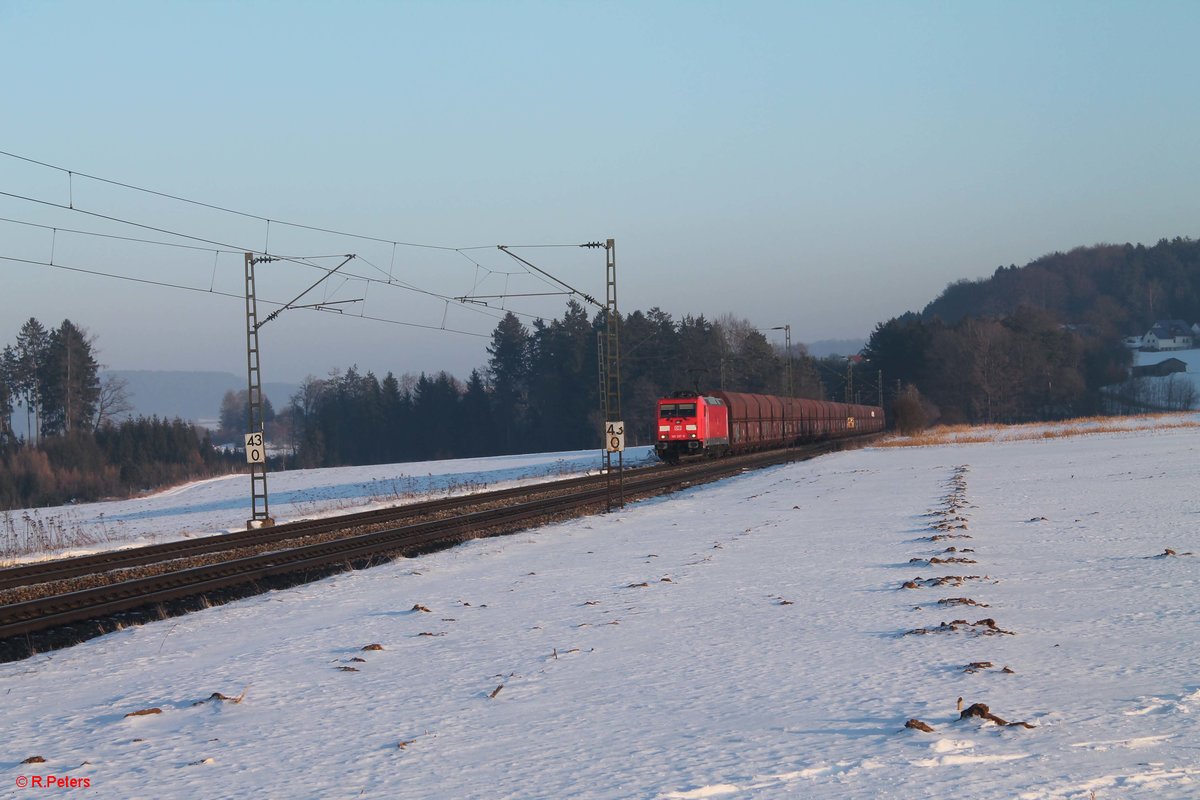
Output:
597,239,623,510
244,253,272,528
767,324,792,396
495,239,622,509
243,251,357,529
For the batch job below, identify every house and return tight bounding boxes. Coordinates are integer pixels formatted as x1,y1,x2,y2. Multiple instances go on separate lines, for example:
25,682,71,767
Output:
1132,357,1187,378
1143,320,1194,351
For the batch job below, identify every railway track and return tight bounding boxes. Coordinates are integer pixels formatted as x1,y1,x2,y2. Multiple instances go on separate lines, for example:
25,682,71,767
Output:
0,438,873,661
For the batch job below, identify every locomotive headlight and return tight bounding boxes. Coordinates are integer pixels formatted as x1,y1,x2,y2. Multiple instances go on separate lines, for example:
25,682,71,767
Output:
690,433,697,438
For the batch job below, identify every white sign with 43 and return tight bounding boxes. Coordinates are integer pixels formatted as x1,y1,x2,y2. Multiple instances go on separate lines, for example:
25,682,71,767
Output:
605,421,625,453
244,432,266,464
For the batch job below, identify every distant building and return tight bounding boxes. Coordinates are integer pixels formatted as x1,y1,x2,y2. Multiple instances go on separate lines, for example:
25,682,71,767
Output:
1132,357,1188,378
1143,320,1193,351
1123,334,1144,349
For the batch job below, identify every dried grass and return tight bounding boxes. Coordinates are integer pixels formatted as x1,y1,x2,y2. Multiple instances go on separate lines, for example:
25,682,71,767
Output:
877,413,1200,449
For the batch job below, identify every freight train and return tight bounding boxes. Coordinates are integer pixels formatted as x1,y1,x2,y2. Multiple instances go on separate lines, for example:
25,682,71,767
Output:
654,390,885,463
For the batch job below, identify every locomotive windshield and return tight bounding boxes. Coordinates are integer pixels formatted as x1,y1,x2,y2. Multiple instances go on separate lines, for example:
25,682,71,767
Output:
660,402,697,418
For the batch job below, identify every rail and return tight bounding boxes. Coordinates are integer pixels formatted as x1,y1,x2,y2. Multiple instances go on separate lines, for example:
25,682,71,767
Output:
0,436,877,661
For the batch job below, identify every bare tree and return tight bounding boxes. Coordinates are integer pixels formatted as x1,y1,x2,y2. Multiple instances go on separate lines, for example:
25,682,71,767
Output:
94,374,134,428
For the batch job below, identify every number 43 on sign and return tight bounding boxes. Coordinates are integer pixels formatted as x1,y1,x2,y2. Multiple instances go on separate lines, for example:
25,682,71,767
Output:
605,421,625,453
244,432,266,464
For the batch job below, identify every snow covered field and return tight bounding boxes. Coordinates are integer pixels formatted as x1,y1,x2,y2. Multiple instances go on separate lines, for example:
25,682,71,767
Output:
1,446,656,563
3,420,1199,798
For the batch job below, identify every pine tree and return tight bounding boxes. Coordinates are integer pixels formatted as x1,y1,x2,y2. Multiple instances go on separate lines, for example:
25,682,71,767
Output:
487,312,531,453
38,320,100,436
12,318,49,442
0,351,13,448
460,369,494,456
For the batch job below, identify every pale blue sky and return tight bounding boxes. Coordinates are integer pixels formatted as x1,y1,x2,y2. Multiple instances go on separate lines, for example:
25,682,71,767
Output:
3,1,1198,382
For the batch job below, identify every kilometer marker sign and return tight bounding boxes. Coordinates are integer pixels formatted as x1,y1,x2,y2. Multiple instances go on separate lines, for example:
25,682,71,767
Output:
244,432,265,464
606,421,625,453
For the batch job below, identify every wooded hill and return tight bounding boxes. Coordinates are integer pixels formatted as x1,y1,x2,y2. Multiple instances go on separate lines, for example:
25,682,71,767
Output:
865,237,1200,426
921,237,1200,334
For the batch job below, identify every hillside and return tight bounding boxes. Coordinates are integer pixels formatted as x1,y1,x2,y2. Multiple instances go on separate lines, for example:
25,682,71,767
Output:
916,239,1200,335
920,237,1200,337
861,238,1200,424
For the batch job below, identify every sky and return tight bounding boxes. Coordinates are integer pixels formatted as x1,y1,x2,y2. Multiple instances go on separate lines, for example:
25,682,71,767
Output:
4,418,1200,797
3,1,1199,385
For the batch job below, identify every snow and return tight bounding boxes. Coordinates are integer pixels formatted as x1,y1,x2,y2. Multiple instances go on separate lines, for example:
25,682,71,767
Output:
1,447,657,564
3,420,1200,798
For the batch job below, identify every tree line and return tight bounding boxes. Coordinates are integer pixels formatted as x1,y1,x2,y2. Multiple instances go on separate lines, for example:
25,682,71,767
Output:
277,301,843,468
0,318,238,510
863,306,1130,426
922,237,1200,336
863,239,1200,426
7,235,1188,503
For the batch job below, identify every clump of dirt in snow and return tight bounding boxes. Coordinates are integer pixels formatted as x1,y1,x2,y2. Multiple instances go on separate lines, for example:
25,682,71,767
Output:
938,597,989,607
959,702,1036,728
905,618,1014,636
1153,548,1194,557
901,575,991,589
192,689,247,706
124,708,162,718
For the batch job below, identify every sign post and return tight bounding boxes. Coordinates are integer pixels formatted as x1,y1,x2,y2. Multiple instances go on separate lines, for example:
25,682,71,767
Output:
606,421,625,454
604,419,625,509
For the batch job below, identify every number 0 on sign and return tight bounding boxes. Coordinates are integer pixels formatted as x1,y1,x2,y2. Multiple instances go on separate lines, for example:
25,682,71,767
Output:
605,421,625,453
244,432,265,464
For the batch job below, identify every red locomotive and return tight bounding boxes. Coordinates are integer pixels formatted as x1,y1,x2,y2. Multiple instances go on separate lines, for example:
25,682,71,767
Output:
655,390,884,463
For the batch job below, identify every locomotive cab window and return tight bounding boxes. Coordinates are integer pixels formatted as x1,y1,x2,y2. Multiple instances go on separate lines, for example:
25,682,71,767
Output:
660,402,697,418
